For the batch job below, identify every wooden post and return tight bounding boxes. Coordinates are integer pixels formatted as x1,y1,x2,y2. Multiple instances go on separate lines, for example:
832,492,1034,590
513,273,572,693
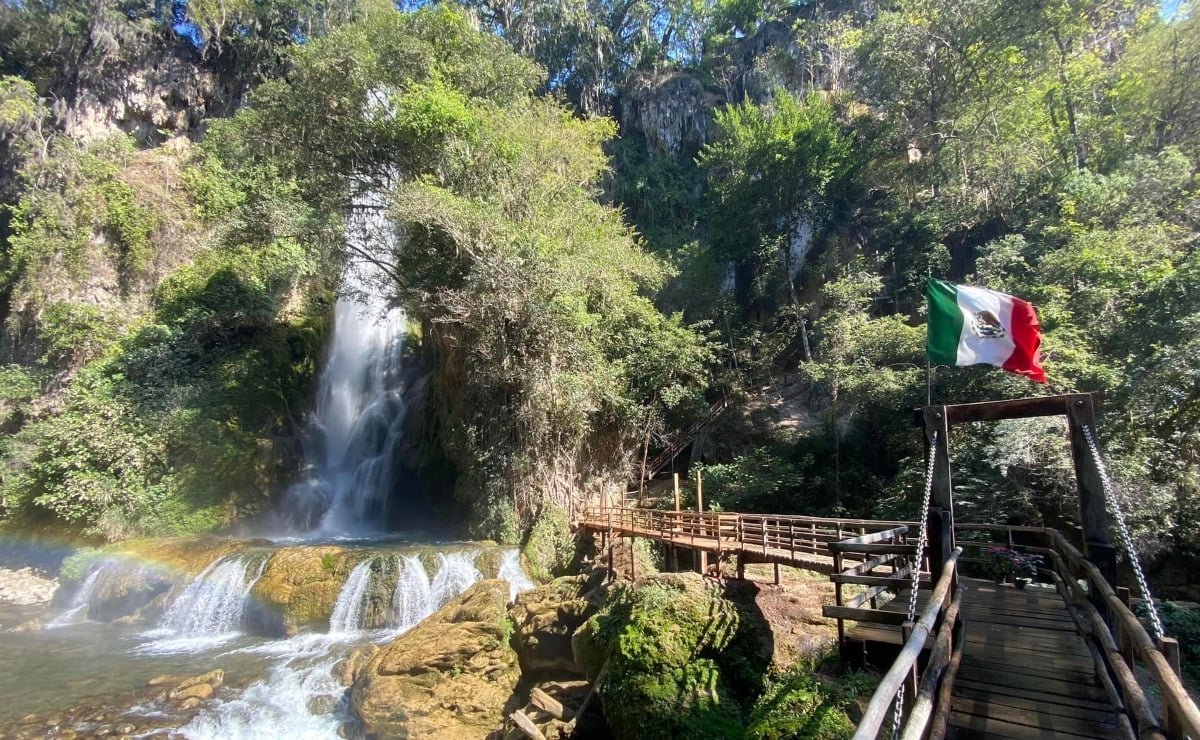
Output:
629,537,636,581
1161,636,1182,679
1066,394,1117,594
774,562,781,585
695,470,706,574
927,507,951,581
922,406,954,579
673,473,681,512
1160,633,1185,739
737,551,745,580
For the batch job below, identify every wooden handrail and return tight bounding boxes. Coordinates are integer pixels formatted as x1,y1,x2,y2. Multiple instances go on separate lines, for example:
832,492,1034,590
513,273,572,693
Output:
1047,529,1200,739
854,548,963,740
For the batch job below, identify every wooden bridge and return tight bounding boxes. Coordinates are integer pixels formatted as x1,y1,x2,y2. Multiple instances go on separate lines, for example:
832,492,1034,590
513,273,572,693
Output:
578,394,1200,739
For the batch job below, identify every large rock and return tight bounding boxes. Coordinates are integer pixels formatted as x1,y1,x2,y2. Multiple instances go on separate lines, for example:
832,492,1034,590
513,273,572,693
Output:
572,572,762,740
350,579,519,739
509,573,604,677
248,546,364,635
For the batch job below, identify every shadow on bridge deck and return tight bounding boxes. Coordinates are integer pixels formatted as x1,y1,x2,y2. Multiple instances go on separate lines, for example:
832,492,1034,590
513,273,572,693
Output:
849,576,1126,739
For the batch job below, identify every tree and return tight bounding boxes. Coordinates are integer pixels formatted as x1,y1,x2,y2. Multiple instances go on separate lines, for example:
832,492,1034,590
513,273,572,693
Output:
699,89,859,361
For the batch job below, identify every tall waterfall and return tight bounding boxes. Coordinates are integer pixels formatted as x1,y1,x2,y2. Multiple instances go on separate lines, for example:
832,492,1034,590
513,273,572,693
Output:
328,558,376,634
284,256,407,534
157,555,265,638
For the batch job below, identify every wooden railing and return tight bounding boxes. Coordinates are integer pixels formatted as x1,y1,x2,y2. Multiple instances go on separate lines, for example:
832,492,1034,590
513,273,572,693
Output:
823,525,919,645
1040,529,1198,740
853,547,964,740
579,505,909,563
641,397,730,481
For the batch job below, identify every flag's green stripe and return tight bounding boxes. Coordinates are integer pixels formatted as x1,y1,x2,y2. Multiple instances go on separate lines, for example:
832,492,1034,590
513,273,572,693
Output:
927,278,964,366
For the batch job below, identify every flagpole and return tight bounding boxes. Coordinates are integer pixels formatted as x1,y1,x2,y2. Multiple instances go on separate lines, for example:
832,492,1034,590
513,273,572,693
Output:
926,267,933,406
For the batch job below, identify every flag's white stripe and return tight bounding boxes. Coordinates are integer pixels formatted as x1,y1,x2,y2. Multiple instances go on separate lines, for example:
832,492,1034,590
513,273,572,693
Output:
955,284,1017,367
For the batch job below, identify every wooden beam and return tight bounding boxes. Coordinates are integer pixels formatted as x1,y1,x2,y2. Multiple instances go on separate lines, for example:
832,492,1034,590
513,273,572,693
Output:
509,711,547,740
530,688,572,721
918,394,1091,426
922,406,954,580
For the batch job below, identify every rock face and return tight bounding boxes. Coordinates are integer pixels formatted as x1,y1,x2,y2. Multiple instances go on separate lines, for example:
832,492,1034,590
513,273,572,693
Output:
350,579,519,739
508,573,605,677
573,572,767,740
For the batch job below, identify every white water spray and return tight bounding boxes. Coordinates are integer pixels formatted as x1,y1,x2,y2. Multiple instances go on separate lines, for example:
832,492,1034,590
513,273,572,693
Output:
157,556,265,638
328,559,376,634
429,551,483,611
497,549,536,601
390,554,432,631
46,560,113,628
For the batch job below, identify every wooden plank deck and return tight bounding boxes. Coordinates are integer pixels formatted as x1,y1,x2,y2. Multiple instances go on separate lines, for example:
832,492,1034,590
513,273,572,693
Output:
847,577,1126,738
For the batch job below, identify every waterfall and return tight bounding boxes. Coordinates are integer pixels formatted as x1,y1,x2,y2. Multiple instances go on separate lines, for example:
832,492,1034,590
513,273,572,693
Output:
282,180,407,535
46,559,113,628
390,554,432,631
157,555,265,637
429,552,483,610
328,558,376,634
497,549,536,601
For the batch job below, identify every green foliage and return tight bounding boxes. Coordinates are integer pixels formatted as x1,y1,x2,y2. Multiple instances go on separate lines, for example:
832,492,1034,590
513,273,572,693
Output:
521,504,574,582
58,546,104,583
0,129,328,540
3,133,164,301
36,302,120,368
1157,602,1200,685
745,657,876,740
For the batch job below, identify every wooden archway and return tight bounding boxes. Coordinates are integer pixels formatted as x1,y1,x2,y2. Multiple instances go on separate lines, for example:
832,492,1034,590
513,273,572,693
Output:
918,393,1116,585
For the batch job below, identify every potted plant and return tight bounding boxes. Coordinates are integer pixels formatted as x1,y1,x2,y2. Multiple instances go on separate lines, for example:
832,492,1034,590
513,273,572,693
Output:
1012,553,1043,589
985,546,1015,584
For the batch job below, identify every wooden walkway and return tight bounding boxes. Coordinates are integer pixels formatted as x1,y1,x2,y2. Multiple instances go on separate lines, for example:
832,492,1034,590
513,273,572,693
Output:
582,505,1200,740
579,506,906,576
850,578,1125,738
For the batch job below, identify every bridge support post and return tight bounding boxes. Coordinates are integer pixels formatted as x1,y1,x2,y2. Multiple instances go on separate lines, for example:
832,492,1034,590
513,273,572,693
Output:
922,407,954,579
927,507,951,581
1066,394,1117,593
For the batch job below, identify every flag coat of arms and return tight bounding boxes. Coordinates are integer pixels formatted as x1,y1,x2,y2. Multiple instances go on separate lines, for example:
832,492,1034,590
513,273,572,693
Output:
927,278,1047,383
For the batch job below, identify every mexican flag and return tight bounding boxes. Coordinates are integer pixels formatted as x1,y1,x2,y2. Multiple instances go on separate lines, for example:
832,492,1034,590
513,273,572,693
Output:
927,278,1047,383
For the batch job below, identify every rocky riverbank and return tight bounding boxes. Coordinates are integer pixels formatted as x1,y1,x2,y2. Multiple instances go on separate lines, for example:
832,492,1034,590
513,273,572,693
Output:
0,567,57,606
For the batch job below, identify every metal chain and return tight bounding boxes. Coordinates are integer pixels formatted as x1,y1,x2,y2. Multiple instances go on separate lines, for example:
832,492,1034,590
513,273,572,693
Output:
892,431,940,740
1081,424,1166,641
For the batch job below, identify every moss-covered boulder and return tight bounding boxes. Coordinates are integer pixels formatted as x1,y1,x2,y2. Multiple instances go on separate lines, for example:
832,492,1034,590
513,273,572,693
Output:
247,546,362,635
350,579,519,739
572,572,752,739
508,572,605,676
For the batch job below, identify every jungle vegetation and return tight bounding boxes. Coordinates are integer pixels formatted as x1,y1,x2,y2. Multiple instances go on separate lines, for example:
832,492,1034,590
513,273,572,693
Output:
0,0,1196,586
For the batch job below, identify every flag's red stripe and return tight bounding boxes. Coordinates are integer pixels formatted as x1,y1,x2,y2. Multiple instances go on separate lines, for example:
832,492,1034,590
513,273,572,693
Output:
1003,298,1047,383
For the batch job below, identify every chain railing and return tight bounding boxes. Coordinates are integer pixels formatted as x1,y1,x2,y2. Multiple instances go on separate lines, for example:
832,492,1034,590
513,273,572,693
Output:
1081,424,1166,640
891,430,940,739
